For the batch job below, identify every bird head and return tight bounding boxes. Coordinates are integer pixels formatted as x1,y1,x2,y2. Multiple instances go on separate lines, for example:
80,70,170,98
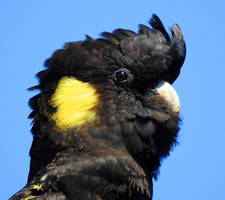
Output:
28,14,186,179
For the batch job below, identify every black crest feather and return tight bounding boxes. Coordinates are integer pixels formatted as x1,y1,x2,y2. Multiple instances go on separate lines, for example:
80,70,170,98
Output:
149,14,170,41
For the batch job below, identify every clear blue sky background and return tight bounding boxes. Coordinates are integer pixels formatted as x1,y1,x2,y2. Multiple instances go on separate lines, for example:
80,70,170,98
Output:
1,1,225,199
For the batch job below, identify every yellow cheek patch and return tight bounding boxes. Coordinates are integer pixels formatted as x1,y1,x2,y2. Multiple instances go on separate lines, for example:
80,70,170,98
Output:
49,76,100,132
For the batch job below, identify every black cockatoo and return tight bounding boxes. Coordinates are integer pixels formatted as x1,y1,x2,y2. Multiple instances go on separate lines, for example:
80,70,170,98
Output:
10,14,186,200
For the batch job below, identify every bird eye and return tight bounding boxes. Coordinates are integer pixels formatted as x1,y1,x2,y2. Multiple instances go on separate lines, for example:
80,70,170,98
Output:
112,68,134,85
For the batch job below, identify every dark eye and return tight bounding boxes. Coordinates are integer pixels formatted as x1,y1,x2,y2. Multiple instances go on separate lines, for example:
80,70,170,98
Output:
112,68,134,85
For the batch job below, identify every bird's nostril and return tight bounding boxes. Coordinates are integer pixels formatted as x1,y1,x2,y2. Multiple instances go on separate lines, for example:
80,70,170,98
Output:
145,88,159,97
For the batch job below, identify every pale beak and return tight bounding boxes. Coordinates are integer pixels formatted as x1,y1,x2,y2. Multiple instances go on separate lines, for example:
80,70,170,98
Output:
155,81,180,113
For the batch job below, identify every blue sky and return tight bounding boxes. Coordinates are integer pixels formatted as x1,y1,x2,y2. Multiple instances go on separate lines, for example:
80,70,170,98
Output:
1,1,225,199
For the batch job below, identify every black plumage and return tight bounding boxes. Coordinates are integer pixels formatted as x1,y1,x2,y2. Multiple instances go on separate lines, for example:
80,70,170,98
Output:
10,14,186,200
